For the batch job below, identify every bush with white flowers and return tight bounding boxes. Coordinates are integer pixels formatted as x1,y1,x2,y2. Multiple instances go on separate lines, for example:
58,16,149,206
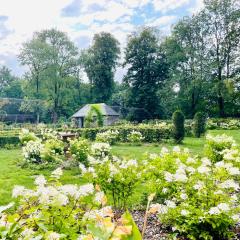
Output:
22,140,44,164
127,131,144,145
204,134,237,162
0,169,141,239
69,138,90,165
96,130,119,145
80,155,143,208
147,143,240,239
19,128,39,145
91,142,111,159
41,138,65,163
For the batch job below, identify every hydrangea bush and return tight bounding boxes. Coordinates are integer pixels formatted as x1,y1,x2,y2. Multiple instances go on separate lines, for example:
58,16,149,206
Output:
127,131,144,145
147,136,240,239
90,142,111,159
19,128,39,145
80,155,143,208
204,134,237,162
96,130,119,145
0,169,142,239
69,138,90,165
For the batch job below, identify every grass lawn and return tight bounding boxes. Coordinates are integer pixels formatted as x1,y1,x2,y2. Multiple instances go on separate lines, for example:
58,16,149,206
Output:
0,129,239,205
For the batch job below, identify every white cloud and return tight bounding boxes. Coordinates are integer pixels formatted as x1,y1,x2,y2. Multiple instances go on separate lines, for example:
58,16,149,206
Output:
0,0,204,77
152,0,190,13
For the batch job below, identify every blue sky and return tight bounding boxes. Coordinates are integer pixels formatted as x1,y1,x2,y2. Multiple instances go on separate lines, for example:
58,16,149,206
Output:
0,0,203,80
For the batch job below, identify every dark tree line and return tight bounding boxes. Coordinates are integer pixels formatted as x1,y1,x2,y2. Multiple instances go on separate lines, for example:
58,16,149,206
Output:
0,0,239,123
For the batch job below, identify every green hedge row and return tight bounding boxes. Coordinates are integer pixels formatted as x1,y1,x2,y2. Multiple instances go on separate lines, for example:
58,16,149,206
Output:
0,136,20,147
58,126,173,143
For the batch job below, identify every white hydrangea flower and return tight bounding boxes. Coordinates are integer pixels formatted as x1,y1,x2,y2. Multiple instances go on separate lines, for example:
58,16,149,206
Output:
47,232,61,240
201,157,212,166
165,200,176,208
193,181,204,190
217,203,229,212
12,186,25,198
51,168,63,179
78,184,94,197
219,179,239,191
161,147,169,155
164,171,174,182
180,193,188,200
232,214,240,222
209,207,221,215
34,175,47,186
173,146,181,153
162,188,168,194
197,165,211,174
181,209,189,216
60,185,78,197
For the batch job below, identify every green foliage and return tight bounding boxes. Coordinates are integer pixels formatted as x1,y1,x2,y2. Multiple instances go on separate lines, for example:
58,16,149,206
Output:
19,128,38,145
85,105,104,128
172,110,185,143
69,138,90,165
0,136,19,147
204,134,236,162
83,32,120,102
124,27,168,119
96,130,119,145
0,170,139,239
146,141,240,239
41,138,65,163
127,130,144,145
193,112,206,138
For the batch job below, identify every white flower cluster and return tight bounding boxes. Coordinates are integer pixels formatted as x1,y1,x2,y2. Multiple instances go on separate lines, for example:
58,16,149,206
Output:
127,130,144,143
91,142,111,158
95,130,119,145
22,140,44,163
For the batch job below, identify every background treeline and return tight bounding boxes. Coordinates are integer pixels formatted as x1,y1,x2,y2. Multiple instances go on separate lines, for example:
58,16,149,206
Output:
0,0,239,123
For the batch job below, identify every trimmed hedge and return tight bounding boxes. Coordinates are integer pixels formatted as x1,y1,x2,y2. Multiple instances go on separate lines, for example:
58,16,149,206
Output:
58,126,173,143
0,136,20,147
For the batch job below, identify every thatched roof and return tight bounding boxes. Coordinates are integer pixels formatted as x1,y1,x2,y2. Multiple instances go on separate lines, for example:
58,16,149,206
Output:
72,103,119,118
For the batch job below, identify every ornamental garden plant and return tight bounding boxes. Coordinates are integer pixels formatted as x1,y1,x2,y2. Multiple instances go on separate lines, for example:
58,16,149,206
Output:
1,127,240,239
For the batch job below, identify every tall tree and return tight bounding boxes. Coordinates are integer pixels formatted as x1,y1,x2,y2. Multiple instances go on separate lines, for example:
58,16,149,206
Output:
83,32,120,103
0,66,15,96
19,29,79,122
123,27,168,120
204,0,240,116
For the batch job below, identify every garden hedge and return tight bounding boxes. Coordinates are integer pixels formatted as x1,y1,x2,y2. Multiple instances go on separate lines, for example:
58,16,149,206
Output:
0,136,20,147
58,125,173,143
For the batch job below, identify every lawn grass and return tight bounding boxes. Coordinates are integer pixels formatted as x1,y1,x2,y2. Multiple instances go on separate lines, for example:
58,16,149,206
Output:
0,129,239,205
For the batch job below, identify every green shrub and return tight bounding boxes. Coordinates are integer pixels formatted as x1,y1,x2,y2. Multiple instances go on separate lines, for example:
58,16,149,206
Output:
41,138,65,163
193,112,206,138
127,130,144,145
147,145,240,240
0,170,140,239
0,136,19,147
19,128,38,145
204,134,236,162
58,125,172,143
69,138,90,165
172,110,185,143
95,130,119,145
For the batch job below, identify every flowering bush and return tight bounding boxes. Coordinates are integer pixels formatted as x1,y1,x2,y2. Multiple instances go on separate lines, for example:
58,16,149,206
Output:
0,169,142,239
204,134,237,162
147,145,240,239
207,118,240,130
91,142,111,159
127,131,144,145
96,130,119,145
80,155,143,208
69,138,90,165
22,140,44,164
40,127,58,141
19,128,38,145
41,138,65,163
